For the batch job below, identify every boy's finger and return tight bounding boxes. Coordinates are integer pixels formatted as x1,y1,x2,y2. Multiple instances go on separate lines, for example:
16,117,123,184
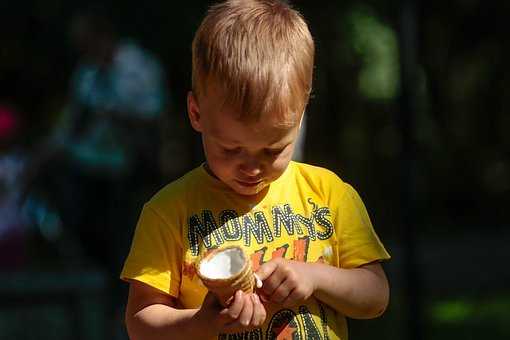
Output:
225,290,244,320
255,259,279,281
281,288,301,308
254,273,263,288
251,294,266,327
269,280,292,304
238,294,254,326
259,265,286,297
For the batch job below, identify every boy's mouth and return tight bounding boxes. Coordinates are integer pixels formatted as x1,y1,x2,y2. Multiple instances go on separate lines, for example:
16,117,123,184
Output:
236,179,263,187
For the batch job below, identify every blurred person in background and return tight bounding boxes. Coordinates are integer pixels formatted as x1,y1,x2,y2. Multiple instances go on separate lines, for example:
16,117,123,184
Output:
31,7,168,284
33,8,168,337
0,104,29,269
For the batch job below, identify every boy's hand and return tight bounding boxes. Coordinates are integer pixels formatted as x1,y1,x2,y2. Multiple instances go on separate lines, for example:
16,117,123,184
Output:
197,290,267,335
256,258,317,307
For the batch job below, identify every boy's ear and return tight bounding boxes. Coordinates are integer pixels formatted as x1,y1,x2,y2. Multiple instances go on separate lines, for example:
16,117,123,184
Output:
187,91,202,132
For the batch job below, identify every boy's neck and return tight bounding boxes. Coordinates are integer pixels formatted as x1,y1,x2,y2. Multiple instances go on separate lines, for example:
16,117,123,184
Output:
202,162,271,201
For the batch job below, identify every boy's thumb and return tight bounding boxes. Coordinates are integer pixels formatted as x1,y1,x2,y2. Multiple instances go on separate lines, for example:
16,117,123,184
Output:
255,259,278,281
253,273,263,289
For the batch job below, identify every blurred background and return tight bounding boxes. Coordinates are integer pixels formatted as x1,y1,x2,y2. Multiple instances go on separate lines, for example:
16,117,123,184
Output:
1,0,508,339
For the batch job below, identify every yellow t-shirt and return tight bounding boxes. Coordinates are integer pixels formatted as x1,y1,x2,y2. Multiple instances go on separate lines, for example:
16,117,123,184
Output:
121,161,390,340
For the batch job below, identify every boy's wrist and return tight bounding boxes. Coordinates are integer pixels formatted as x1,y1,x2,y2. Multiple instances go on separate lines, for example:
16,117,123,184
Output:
307,262,336,296
192,306,221,338
310,263,322,294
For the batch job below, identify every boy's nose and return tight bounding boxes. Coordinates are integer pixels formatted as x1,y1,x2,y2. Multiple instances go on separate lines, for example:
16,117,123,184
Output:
239,158,263,177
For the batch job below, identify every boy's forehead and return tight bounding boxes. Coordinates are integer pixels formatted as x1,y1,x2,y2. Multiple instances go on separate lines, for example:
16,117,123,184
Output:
208,109,300,146
199,80,302,127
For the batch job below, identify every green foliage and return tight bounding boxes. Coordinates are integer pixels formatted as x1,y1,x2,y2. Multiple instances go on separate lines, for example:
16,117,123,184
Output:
345,5,400,100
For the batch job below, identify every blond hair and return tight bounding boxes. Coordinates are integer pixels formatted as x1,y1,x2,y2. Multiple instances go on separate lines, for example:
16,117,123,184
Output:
192,0,314,124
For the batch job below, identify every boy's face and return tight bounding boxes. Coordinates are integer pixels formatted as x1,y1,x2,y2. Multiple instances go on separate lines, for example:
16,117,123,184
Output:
188,89,302,196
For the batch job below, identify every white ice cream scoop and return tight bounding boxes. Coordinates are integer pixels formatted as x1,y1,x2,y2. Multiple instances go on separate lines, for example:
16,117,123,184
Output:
197,246,258,306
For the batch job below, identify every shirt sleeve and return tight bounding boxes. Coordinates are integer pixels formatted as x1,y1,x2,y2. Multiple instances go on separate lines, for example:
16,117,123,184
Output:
120,204,182,297
335,183,391,268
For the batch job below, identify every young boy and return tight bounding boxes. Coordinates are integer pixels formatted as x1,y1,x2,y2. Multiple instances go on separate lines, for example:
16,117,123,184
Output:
121,1,391,339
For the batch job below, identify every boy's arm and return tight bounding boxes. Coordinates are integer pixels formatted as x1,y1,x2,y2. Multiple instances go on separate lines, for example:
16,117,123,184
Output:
125,280,214,340
256,259,389,319
311,262,389,319
125,280,267,339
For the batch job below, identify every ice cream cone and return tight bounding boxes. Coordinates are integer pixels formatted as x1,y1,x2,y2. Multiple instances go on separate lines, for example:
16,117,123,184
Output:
197,246,256,306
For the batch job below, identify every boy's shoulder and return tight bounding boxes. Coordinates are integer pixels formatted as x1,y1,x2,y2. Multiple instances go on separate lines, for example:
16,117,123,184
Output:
146,165,205,211
290,161,359,204
291,161,345,185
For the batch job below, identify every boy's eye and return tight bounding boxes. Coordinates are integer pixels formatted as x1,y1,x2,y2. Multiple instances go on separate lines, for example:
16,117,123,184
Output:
265,148,284,157
222,147,241,155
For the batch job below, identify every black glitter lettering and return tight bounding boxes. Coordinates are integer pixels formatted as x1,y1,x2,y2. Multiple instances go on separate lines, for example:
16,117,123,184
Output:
315,207,334,240
219,210,242,241
187,210,224,256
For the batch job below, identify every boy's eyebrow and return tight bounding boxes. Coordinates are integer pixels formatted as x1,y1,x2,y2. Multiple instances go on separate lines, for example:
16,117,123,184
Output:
212,133,291,148
266,129,297,147
217,137,293,150
210,132,240,145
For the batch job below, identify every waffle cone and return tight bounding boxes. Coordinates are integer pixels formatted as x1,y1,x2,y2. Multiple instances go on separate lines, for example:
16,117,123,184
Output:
197,246,255,306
